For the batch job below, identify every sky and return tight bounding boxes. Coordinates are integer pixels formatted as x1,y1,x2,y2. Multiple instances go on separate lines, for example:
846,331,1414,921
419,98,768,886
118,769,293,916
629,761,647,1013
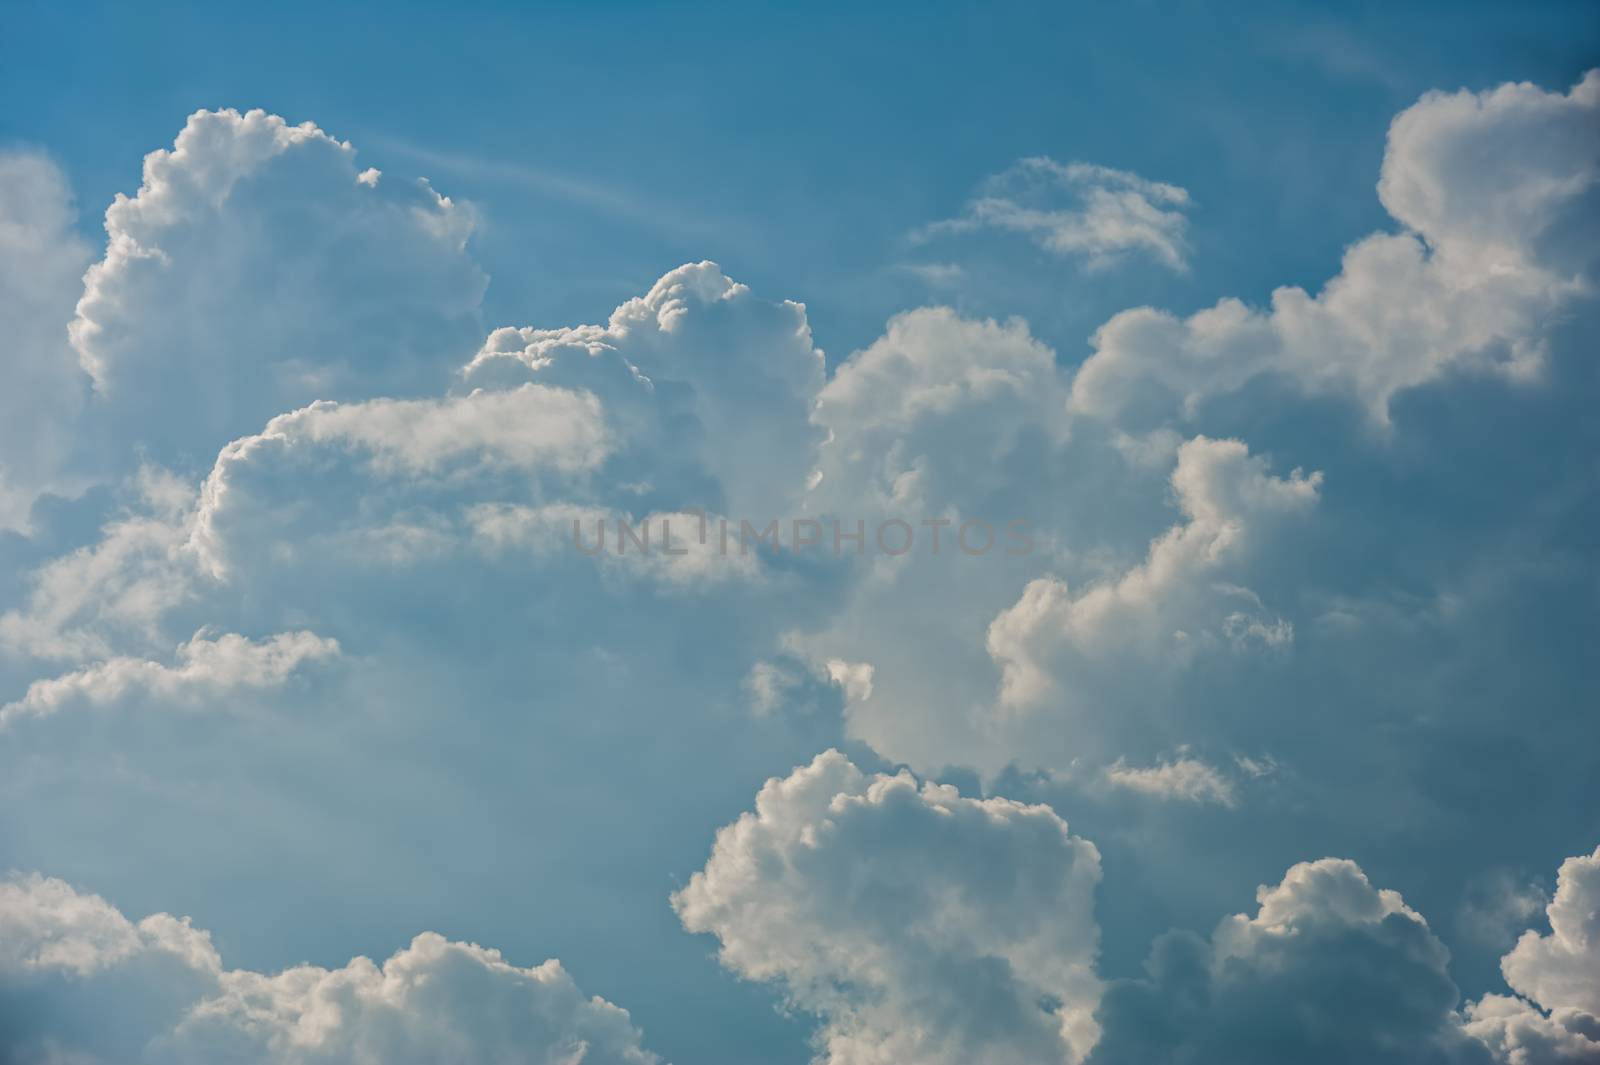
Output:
1,2,1598,1063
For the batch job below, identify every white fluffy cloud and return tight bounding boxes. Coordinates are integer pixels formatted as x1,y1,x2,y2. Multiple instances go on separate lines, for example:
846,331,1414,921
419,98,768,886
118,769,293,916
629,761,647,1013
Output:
189,384,611,579
464,261,825,522
812,306,1070,510
1464,995,1600,1065
1070,72,1599,426
1464,846,1600,1064
982,436,1317,752
1089,858,1495,1064
673,749,1103,1065
1500,846,1600,1015
2,68,1597,1065
0,873,661,1065
0,630,338,728
69,108,487,470
920,158,1193,272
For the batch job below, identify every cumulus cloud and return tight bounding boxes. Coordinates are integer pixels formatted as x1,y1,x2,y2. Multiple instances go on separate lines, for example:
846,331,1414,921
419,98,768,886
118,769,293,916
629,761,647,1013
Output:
464,261,825,521
920,158,1193,271
0,873,660,1065
189,384,611,579
985,436,1318,734
1464,995,1600,1065
813,306,1070,505
69,108,487,470
0,630,339,727
1090,858,1494,1064
1,245,849,1065
2,71,1597,1065
1070,72,1600,426
1499,846,1600,1015
1463,846,1600,1064
673,749,1103,1065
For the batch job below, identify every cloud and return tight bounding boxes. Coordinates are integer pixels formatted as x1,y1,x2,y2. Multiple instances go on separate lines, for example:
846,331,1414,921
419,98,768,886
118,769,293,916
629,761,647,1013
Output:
1,631,339,728
68,108,488,471
1089,858,1494,1064
673,749,1103,1065
0,151,94,530
0,467,197,660
1464,995,1600,1065
920,158,1193,272
985,436,1318,734
1464,846,1600,1064
1070,72,1599,426
0,873,661,1065
463,261,826,522
1102,755,1238,807
1499,846,1600,1015
189,384,612,579
1,246,847,1064
1,73,1596,1065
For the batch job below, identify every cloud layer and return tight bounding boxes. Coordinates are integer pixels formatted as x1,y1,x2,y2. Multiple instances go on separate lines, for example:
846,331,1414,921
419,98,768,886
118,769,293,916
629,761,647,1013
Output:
0,64,1596,1065
0,874,660,1064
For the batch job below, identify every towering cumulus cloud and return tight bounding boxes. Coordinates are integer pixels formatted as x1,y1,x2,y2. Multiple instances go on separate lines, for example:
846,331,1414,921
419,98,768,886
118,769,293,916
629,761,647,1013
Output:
674,750,1103,1065
69,108,487,468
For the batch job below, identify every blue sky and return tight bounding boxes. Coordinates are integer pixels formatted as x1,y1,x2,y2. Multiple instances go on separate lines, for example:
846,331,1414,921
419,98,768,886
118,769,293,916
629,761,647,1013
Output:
1,3,1598,1064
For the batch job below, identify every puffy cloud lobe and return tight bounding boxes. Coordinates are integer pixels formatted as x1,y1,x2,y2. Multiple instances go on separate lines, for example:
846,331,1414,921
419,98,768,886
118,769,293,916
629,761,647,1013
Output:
985,437,1317,741
0,873,219,979
0,152,93,530
69,108,487,469
464,261,825,521
795,305,1162,777
167,934,661,1065
673,750,1103,1065
1089,858,1493,1064
920,158,1193,272
812,306,1070,513
1378,73,1600,277
189,384,610,579
1465,847,1600,1064
1464,996,1600,1065
1070,71,1600,426
798,309,1322,777
1501,847,1600,1015
0,874,660,1065
0,630,339,727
